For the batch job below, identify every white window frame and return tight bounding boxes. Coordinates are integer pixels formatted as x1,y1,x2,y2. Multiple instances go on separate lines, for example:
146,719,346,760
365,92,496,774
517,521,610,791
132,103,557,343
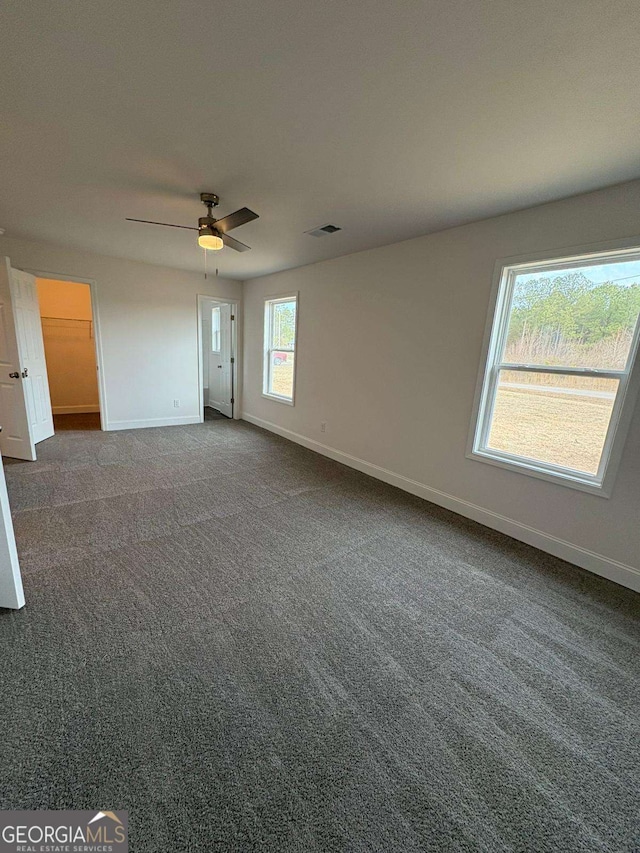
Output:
263,292,298,405
468,239,640,497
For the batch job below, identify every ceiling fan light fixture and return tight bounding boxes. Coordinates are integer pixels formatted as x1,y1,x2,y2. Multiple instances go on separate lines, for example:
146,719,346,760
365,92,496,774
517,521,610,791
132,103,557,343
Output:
198,224,223,251
126,194,257,253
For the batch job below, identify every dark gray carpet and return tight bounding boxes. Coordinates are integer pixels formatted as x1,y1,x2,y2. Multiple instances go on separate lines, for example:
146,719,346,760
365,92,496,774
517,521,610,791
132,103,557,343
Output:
205,406,229,421
0,418,638,852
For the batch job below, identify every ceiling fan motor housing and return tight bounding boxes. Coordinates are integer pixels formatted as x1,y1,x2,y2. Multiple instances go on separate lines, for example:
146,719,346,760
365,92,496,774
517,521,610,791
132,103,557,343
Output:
198,217,219,234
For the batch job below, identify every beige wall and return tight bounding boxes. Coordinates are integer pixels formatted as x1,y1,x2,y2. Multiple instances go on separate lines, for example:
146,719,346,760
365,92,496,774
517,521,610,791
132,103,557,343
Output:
242,179,640,590
0,236,241,429
37,278,99,414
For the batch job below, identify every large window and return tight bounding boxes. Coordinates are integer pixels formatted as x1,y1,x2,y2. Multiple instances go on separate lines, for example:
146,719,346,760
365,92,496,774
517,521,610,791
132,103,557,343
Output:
263,294,297,403
470,245,640,494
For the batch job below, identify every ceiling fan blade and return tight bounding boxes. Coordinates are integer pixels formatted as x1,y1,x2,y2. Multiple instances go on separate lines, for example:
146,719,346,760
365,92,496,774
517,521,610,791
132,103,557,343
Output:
213,207,259,234
125,218,198,230
221,233,251,252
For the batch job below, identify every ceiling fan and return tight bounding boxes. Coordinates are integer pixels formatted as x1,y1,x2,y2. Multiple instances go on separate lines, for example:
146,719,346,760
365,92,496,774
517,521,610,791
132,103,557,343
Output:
126,193,258,252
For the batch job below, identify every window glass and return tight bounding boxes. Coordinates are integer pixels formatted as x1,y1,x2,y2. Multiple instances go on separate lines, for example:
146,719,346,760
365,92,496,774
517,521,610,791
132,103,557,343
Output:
487,371,618,475
271,300,296,349
270,350,295,399
505,263,640,370
211,306,221,353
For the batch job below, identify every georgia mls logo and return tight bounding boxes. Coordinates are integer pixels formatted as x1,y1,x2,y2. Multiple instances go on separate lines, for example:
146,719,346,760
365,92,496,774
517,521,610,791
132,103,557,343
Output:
88,811,123,830
0,810,128,852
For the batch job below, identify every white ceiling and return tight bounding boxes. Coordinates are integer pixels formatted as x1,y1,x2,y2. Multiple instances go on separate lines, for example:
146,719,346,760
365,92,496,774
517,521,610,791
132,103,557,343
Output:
1,1,639,280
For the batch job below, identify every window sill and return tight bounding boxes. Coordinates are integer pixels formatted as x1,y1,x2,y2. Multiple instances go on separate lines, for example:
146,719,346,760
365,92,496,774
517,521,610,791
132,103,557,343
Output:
467,449,611,498
262,392,294,406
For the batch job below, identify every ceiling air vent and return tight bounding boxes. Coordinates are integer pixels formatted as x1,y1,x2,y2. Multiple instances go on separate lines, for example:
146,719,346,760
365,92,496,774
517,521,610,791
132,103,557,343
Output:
305,224,342,238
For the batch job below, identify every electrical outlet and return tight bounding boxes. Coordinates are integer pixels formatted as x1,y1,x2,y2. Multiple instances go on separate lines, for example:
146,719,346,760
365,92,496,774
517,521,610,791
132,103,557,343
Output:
320,421,327,433
173,399,180,408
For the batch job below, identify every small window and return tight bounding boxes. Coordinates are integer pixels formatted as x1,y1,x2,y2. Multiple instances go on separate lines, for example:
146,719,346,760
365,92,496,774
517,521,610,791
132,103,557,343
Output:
211,306,221,353
263,294,297,403
470,246,640,494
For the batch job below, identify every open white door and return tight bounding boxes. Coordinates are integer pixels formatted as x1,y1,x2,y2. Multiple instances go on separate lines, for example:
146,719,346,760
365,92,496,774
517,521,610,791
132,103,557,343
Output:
0,453,25,609
208,303,233,418
0,258,37,461
11,268,54,445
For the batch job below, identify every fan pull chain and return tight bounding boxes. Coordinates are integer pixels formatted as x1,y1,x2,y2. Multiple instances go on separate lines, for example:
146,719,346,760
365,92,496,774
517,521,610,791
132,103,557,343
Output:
202,248,221,279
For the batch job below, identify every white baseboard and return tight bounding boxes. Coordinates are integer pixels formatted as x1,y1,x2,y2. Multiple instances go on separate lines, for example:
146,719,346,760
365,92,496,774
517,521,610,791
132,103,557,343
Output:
53,404,100,414
105,414,201,431
242,413,640,593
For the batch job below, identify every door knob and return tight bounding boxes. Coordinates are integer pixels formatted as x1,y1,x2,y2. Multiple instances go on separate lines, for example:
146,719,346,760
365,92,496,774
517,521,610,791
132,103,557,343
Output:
217,365,222,368
9,372,19,379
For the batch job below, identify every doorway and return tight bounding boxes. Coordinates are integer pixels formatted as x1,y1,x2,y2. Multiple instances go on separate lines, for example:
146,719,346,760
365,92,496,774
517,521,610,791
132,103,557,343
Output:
198,296,237,421
0,257,106,460
36,278,101,431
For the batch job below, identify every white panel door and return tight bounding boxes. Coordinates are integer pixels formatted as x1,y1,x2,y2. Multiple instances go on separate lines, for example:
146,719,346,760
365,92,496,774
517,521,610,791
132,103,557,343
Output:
0,452,25,609
208,304,233,418
10,269,54,445
207,346,222,411
0,258,36,461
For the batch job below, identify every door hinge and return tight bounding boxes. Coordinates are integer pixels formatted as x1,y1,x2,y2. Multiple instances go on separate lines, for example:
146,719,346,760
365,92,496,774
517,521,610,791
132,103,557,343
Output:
231,398,235,404
230,314,235,321
230,357,235,364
